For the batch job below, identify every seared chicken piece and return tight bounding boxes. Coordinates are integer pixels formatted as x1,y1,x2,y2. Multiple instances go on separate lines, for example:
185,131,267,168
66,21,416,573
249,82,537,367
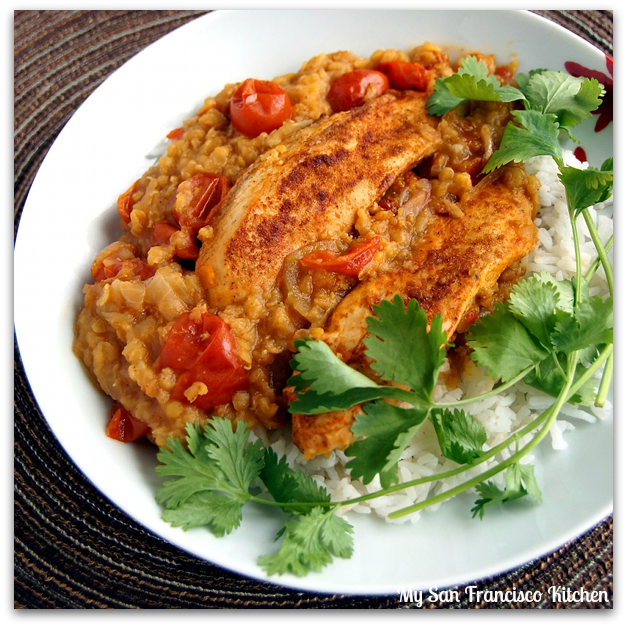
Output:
197,91,441,308
292,164,539,459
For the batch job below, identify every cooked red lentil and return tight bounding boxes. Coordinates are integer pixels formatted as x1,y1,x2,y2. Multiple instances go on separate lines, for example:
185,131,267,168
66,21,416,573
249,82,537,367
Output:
73,42,533,450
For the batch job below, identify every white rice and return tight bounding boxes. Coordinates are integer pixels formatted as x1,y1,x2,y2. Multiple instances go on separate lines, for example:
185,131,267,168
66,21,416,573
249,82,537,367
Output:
254,149,613,522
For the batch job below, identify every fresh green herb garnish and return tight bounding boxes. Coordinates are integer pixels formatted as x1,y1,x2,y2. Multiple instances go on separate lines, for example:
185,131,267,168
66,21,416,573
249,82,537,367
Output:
471,463,542,520
157,420,354,575
156,57,613,577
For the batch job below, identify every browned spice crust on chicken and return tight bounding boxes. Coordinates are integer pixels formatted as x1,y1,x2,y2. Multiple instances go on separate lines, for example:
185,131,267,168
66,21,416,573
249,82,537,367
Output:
197,90,441,309
291,163,539,460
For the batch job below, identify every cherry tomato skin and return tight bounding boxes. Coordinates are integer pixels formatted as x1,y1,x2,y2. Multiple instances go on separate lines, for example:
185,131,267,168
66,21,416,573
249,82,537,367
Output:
91,243,153,282
378,61,431,91
106,402,150,442
153,221,199,260
327,70,390,113
167,127,185,140
230,78,292,137
300,237,381,276
117,180,140,224
159,312,248,410
172,172,230,233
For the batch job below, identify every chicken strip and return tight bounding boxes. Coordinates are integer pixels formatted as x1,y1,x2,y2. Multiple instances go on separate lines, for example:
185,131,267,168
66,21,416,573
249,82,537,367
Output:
196,90,441,309
291,163,539,459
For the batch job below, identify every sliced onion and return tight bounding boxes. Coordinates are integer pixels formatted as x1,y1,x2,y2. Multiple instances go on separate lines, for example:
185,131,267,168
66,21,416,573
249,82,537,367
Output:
282,240,344,323
118,281,146,311
145,267,194,321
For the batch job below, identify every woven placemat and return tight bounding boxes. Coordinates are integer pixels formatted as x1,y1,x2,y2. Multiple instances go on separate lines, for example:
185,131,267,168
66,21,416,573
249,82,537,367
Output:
14,10,613,609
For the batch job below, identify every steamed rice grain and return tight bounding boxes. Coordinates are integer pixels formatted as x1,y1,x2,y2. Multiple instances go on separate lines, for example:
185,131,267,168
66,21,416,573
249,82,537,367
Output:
253,148,612,523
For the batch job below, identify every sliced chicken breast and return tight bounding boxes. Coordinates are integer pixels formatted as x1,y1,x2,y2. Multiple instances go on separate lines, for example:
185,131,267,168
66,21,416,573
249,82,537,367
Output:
196,90,441,308
292,164,539,459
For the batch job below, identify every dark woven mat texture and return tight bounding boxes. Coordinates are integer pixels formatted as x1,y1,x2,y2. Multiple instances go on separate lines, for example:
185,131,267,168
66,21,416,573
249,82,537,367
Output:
14,10,613,609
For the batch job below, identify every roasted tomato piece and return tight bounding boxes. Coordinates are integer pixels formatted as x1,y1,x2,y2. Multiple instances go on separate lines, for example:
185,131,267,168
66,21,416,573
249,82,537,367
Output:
229,78,292,137
159,312,248,410
153,221,199,260
378,61,432,91
172,172,230,233
117,179,145,224
300,236,381,276
106,402,150,442
167,127,185,140
91,242,152,282
327,69,389,112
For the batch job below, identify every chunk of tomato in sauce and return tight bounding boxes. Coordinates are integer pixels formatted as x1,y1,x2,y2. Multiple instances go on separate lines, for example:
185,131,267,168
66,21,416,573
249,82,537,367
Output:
327,69,390,113
229,78,292,137
172,172,230,233
153,221,200,260
378,61,432,91
300,236,381,276
159,312,248,411
91,242,153,282
106,402,150,442
117,179,146,224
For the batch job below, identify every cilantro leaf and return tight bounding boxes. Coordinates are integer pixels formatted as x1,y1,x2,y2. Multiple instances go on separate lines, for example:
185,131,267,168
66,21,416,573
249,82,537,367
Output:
364,295,448,403
156,419,264,536
319,511,354,559
484,110,563,172
259,447,330,514
551,296,613,354
559,161,613,217
467,302,550,382
471,463,541,519
509,274,561,350
345,400,428,488
523,71,604,130
427,56,525,115
288,338,404,415
258,507,353,576
427,78,467,116
430,408,487,464
156,425,222,508
205,418,266,499
161,491,246,537
289,296,448,415
524,357,598,406
255,445,354,576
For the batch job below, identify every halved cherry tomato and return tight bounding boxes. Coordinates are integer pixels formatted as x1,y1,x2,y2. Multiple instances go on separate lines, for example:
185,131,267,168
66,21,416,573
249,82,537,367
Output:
91,242,153,282
92,258,152,282
153,221,199,260
378,61,431,91
167,127,185,140
106,401,150,442
117,180,143,224
327,70,390,113
229,78,292,137
172,172,230,233
159,312,248,410
300,237,381,276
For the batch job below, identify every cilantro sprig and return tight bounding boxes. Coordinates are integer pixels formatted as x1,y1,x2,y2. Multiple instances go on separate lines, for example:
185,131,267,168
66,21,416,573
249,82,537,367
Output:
428,54,613,405
155,57,612,578
157,420,354,577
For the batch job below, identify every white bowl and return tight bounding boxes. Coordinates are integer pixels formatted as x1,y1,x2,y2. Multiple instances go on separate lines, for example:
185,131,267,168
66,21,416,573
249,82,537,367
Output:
14,10,613,595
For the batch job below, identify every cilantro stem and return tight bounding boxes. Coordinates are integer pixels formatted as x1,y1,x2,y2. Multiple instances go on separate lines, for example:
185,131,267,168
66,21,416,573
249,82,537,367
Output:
251,405,552,512
569,208,584,306
582,208,613,297
596,351,613,408
584,234,613,283
388,353,578,519
351,341,604,512
249,343,606,514
566,342,612,399
434,364,535,409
